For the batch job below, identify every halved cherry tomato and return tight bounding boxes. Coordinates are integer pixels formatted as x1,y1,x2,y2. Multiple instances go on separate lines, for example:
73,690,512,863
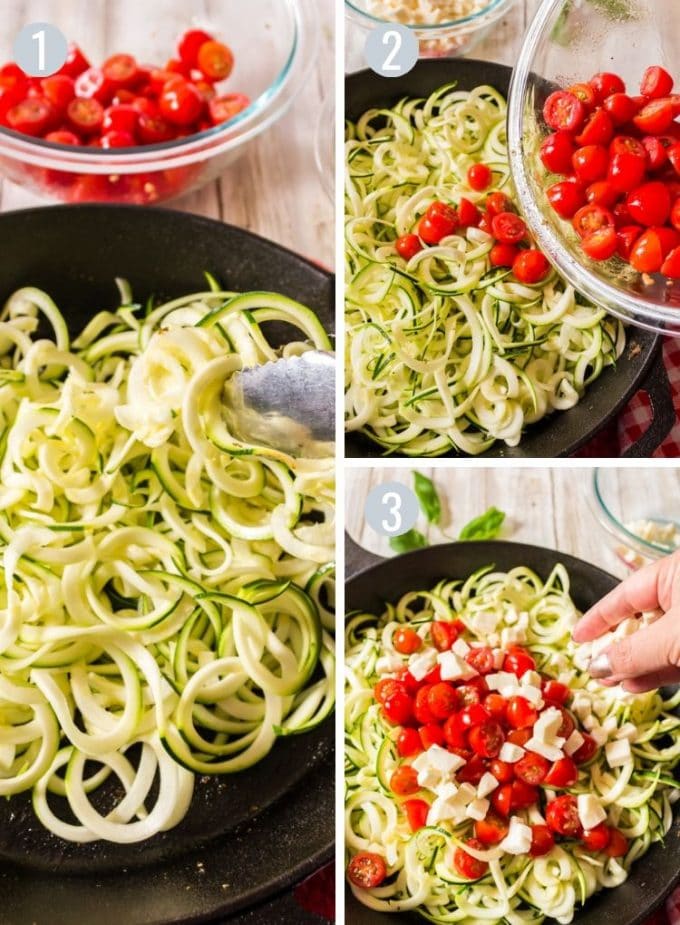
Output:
543,90,586,133
582,226,618,260
374,678,405,704
465,646,495,675
670,199,680,231
668,142,680,176
530,825,555,857
98,129,135,148
159,77,204,126
6,97,54,136
605,828,629,858
634,98,675,134
512,779,539,809
576,109,614,147
567,82,597,111
489,758,514,783
491,783,513,816
102,103,139,136
590,72,626,101
582,823,611,852
348,852,387,889
421,201,458,244
661,245,680,279
507,728,532,747
427,682,459,720
642,135,669,171
44,129,81,146
102,54,139,90
457,753,487,784
513,250,551,283
197,41,234,82
430,621,459,651
469,720,504,758
393,626,422,655
424,666,442,686
492,212,527,244
546,795,582,837
419,723,444,749
641,66,674,100
474,811,508,846
382,690,414,726
485,191,512,217
404,799,430,832
603,93,638,126
540,131,576,174
458,683,483,707
414,686,436,725
396,727,422,758
506,696,538,729
627,181,672,226
489,243,519,268
572,733,599,764
467,163,492,191
443,713,468,749
459,704,491,728
57,43,91,79
40,75,75,113
542,680,570,705
586,180,618,208
547,180,586,219
209,93,250,125
453,839,488,880
458,197,481,227
573,204,615,239
572,144,609,184
556,708,576,739
544,756,578,788
485,693,508,719
396,234,423,260
503,647,536,677
178,29,215,68
630,227,680,273
137,111,174,144
609,151,647,194
390,765,419,795
515,752,549,785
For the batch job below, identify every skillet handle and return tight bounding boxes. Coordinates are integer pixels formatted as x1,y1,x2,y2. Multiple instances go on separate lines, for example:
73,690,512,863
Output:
622,356,675,458
345,531,387,582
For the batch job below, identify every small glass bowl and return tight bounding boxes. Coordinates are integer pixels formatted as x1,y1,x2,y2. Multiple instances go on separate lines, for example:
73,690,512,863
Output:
508,0,680,336
345,0,515,60
587,467,680,570
0,0,316,205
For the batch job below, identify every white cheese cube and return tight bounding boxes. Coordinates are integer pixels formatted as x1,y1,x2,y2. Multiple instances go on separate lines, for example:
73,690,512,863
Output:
499,742,525,763
488,634,501,649
466,798,490,821
520,685,544,708
521,670,542,688
605,738,632,768
583,715,597,731
408,647,439,681
500,817,533,855
487,671,519,693
473,611,499,634
501,626,526,647
426,745,465,776
564,730,585,756
376,653,403,675
438,651,477,682
416,768,439,790
534,706,564,742
558,670,576,686
602,715,618,734
526,738,564,761
477,772,499,799
452,637,471,657
615,723,638,742
590,725,608,747
434,781,459,801
577,794,607,831
505,608,519,625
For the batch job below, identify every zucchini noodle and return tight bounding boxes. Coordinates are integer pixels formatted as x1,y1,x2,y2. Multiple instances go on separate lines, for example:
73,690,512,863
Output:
0,281,335,844
346,564,680,923
345,84,625,456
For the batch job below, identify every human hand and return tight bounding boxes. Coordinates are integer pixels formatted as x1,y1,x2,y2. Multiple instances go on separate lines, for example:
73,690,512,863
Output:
572,550,680,693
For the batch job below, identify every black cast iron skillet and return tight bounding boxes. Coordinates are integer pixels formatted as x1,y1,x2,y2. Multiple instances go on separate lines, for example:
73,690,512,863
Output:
0,205,335,925
345,59,675,459
345,534,680,925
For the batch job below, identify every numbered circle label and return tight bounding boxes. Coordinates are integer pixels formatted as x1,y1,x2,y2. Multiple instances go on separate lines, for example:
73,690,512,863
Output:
365,481,419,537
13,22,68,78
364,23,418,79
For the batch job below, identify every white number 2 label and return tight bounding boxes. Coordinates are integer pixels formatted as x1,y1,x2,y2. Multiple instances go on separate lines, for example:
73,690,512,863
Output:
364,23,418,79
31,29,46,73
381,491,403,534
382,30,402,73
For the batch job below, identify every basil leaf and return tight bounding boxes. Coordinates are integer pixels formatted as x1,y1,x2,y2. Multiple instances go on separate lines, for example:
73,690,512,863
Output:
458,507,505,542
413,471,441,525
389,529,428,554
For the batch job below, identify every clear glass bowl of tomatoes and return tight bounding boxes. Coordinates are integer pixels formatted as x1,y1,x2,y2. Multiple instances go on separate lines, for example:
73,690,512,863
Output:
0,0,315,205
508,0,680,335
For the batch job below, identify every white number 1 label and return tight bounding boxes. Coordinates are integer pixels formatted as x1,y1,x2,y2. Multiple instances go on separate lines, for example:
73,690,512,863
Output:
32,29,46,73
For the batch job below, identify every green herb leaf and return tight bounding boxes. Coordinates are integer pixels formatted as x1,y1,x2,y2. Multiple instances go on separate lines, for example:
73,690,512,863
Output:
458,507,505,542
389,529,428,554
413,471,441,524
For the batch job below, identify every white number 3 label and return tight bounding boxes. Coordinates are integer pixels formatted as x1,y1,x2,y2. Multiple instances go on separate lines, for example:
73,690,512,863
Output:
381,491,403,534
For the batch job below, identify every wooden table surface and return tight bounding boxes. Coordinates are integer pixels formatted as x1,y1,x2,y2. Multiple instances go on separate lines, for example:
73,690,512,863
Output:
0,1,335,269
346,466,680,580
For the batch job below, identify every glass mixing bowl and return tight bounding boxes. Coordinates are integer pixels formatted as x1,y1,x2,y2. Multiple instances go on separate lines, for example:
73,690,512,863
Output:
345,0,515,61
508,0,680,336
0,0,315,204
587,467,680,569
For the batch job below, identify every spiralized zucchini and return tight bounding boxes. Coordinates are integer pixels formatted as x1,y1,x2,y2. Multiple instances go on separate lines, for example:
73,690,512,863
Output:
345,83,625,455
0,281,335,844
346,564,680,923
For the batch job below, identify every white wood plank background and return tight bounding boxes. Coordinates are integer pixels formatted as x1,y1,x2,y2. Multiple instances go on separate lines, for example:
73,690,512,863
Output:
0,1,335,269
346,466,680,580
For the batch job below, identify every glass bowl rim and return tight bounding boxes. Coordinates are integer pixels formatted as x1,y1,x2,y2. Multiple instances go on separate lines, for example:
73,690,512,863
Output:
344,0,511,31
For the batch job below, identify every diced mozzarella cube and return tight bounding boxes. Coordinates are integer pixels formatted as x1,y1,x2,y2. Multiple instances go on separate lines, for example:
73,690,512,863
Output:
521,685,544,708
488,634,501,649
492,648,504,669
602,715,618,734
466,798,490,821
583,715,597,731
477,772,499,799
473,611,499,634
501,626,526,647
499,742,525,763
558,670,576,686
411,752,430,774
375,653,403,675
521,670,542,688
500,817,533,855
564,730,585,756
505,608,518,625
416,768,439,790
427,797,453,826
577,794,607,831
615,723,637,742
409,647,439,681
589,725,608,747
573,647,591,670
438,651,477,682
426,745,465,775
534,707,564,743
605,738,632,768
526,738,564,761
434,781,459,801
452,638,471,657
487,671,519,693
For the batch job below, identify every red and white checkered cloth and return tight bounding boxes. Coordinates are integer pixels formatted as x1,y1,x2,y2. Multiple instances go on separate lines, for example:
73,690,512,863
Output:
577,338,680,457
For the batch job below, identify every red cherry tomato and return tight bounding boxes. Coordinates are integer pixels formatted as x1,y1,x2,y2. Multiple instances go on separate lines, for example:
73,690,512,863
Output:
603,93,638,126
396,727,422,758
459,704,491,728
57,43,91,79
443,713,468,750
178,29,215,68
491,783,513,816
430,621,459,651
642,135,669,171
419,723,444,749
102,104,139,136
467,162,492,191
671,199,680,231
44,129,81,146
390,765,419,795
98,129,135,148
514,752,550,785
503,647,536,678
605,828,629,858
640,66,674,100
484,693,508,719
457,753,487,784
513,250,551,284
102,54,139,90
414,686,436,725
6,97,54,136
511,779,539,809
576,109,614,147
424,666,442,686
457,684,483,707
403,798,430,832
608,153,647,194
489,758,514,783
159,77,204,126
582,823,611,852
626,181,672,227
40,75,75,113
567,82,598,111
0,78,27,126
530,825,555,857
490,243,519,268
75,66,113,104
668,142,680,177
453,839,488,880
209,93,250,125
348,852,387,889
543,90,586,133
582,226,618,261
458,197,481,227
572,733,599,764
633,98,675,134
491,212,527,244
137,111,174,144
393,626,422,655
420,201,458,244
556,708,576,739
573,203,615,239
572,145,609,185
197,41,234,82
547,180,586,218
507,727,532,747
546,795,582,837
540,131,576,174
590,72,626,101
427,683,459,720
542,680,570,705
474,812,508,846
469,720,504,758
485,191,513,217
375,678,405,704
382,690,414,726
661,246,680,279
544,756,578,788
395,234,423,260
506,697,538,729
66,97,104,135
630,227,680,273
465,646,495,675
586,180,618,208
